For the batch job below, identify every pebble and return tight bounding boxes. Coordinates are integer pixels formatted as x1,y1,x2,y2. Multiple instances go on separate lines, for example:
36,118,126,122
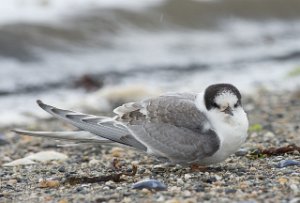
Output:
176,178,184,185
183,190,192,197
152,164,166,173
3,151,68,166
184,174,192,180
235,148,249,156
0,135,9,146
1,90,300,202
27,151,68,162
264,132,275,138
169,186,181,192
276,160,300,168
88,159,100,166
290,184,299,194
132,179,167,191
3,157,36,166
39,179,60,188
225,189,237,194
58,166,66,173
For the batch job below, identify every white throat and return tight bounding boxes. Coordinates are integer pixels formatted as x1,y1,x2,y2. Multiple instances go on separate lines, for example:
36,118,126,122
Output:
195,92,249,164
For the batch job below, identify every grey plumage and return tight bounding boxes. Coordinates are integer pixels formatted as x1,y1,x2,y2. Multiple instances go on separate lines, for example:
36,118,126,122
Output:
115,93,220,164
14,93,220,164
35,100,147,151
12,129,112,143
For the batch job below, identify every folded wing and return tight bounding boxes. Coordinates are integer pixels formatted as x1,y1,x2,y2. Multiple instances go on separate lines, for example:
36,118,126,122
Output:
115,93,220,163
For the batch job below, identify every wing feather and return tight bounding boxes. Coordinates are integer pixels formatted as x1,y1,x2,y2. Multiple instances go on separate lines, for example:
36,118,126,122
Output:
36,100,147,151
115,93,220,163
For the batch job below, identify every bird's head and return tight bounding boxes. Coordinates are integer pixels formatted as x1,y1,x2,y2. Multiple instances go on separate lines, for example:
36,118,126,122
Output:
204,83,242,117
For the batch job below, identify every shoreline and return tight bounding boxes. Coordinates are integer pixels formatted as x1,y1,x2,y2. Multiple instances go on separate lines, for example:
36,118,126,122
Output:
0,88,300,202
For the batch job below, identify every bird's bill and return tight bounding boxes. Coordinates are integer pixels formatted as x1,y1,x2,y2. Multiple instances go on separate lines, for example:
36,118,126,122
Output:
222,106,233,116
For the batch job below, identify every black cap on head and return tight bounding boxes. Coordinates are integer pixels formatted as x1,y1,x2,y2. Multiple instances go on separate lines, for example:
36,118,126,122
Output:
204,83,241,110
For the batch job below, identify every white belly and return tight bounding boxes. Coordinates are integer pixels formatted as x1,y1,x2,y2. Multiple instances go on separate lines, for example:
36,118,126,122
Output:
200,128,248,165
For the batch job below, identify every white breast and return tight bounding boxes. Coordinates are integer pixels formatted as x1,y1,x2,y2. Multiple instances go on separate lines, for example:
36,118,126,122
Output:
195,93,249,165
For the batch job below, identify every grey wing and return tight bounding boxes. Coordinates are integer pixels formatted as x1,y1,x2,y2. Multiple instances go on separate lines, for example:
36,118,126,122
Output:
115,93,220,163
130,124,219,164
35,100,147,151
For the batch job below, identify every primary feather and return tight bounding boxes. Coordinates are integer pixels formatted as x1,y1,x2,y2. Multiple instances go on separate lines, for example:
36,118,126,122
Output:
12,129,112,143
34,100,147,150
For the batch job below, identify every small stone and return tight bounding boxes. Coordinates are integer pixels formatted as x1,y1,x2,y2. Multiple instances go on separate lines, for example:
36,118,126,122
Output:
110,147,124,157
183,190,192,197
138,168,146,174
76,186,84,192
276,160,300,168
239,182,249,189
3,158,36,166
26,151,68,162
7,179,17,185
58,199,68,203
58,166,66,173
235,148,248,156
132,179,167,191
290,184,299,194
177,178,184,185
4,151,68,166
214,175,222,181
157,195,165,202
184,174,192,180
264,132,275,138
170,186,181,192
277,177,288,185
225,189,237,194
152,164,166,173
165,198,180,203
289,198,300,203
194,185,205,192
88,159,100,166
105,181,114,186
204,177,217,184
39,179,60,188
0,136,9,146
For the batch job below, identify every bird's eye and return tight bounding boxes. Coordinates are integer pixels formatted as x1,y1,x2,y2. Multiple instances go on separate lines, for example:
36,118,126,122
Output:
234,103,238,108
212,102,219,108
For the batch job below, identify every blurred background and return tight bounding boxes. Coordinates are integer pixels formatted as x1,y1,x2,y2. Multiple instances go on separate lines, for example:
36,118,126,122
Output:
1,0,300,126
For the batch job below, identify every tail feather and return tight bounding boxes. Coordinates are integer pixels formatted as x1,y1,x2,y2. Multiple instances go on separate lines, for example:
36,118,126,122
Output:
13,129,113,143
31,100,147,151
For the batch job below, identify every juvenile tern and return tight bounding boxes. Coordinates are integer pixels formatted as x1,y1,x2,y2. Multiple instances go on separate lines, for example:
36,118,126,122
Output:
14,83,249,166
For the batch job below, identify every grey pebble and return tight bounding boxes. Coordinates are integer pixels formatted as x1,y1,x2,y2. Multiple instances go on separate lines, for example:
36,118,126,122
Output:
132,179,167,191
225,188,237,194
0,135,9,146
276,160,300,168
235,148,249,156
58,166,66,173
152,165,166,173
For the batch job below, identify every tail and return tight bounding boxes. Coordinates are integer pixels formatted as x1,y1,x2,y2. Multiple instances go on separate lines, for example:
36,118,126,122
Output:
13,100,147,151
12,129,112,143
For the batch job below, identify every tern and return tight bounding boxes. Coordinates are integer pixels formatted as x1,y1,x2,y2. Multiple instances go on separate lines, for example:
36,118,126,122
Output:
14,83,249,166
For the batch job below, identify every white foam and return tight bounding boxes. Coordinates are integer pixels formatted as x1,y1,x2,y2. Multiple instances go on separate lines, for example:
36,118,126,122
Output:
0,0,163,25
